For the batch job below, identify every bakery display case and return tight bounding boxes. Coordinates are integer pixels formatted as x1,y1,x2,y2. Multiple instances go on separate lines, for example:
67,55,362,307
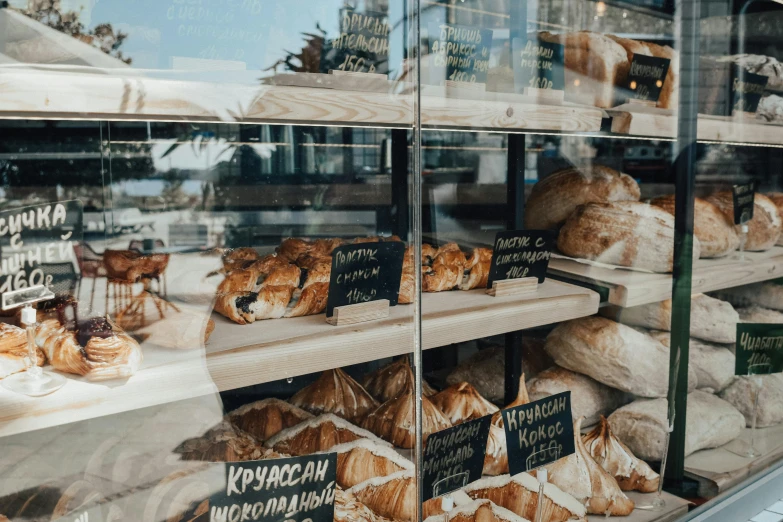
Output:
2,0,783,520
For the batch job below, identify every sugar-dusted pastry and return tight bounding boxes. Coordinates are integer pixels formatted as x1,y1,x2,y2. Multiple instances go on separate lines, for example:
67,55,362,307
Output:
706,191,782,251
362,380,451,448
485,376,530,476
323,438,414,489
431,382,499,425
363,358,436,403
265,413,391,456
424,499,531,522
35,316,142,381
290,368,379,423
213,286,295,324
225,398,313,442
335,486,395,522
582,416,659,493
464,473,587,522
423,491,475,519
175,420,280,462
459,247,493,291
540,417,634,516
346,470,415,521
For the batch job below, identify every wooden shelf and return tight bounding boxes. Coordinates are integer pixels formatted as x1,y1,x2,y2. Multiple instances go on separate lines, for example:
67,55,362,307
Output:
587,491,689,522
548,246,783,308
0,279,597,438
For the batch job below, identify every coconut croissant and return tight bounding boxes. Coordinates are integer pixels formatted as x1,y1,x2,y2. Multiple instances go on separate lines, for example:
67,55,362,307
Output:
290,368,379,423
485,376,531,476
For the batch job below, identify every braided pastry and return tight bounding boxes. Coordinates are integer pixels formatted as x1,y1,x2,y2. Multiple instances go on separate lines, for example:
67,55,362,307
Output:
460,247,493,290
214,286,295,324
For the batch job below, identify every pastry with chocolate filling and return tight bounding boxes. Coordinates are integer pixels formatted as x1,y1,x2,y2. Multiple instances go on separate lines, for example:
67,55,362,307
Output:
362,358,437,402
290,368,379,423
424,499,532,522
225,398,313,442
323,438,414,489
214,286,295,324
335,486,396,522
459,247,494,291
265,413,392,456
430,382,499,425
221,247,260,272
175,420,281,462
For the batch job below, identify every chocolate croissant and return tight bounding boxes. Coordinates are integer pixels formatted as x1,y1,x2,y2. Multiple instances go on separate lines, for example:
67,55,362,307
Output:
290,368,379,423
265,413,392,456
225,398,313,442
362,358,436,403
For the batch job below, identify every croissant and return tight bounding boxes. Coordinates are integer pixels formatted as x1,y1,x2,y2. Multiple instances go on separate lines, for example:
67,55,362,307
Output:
312,237,345,256
290,368,379,423
346,470,416,521
225,398,313,442
278,238,314,262
35,317,142,381
426,499,531,522
464,473,587,522
175,420,280,462
431,382,499,425
540,417,634,516
265,413,392,456
485,376,530,476
398,265,415,304
423,264,462,292
335,486,395,522
326,438,414,489
422,491,475,519
422,243,438,264
260,264,301,288
459,248,493,291
285,282,329,317
363,358,437,403
0,323,27,352
222,247,260,271
582,416,660,493
362,381,451,448
213,286,295,324
216,267,259,294
0,347,46,379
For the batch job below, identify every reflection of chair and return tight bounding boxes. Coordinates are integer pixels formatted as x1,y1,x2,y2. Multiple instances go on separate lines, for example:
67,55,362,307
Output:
73,242,107,312
40,262,78,298
128,239,168,297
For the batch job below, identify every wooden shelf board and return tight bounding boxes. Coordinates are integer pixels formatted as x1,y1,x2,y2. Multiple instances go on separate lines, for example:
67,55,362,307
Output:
685,423,783,498
0,280,597,438
587,491,690,522
548,246,783,307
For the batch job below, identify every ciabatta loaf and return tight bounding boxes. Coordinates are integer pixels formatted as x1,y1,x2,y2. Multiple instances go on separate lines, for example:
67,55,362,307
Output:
706,191,782,251
607,36,679,109
557,202,701,272
608,391,745,460
768,193,783,245
712,282,783,311
737,305,783,323
650,331,734,392
525,165,640,230
651,195,739,257
720,374,783,427
544,316,697,397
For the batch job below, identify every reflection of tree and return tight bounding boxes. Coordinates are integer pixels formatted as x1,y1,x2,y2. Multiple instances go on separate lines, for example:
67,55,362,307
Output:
21,0,132,65
264,25,326,73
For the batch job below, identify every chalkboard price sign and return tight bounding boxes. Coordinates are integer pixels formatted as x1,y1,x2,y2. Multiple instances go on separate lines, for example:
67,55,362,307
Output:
428,23,493,85
733,181,756,225
210,454,337,522
512,37,565,91
731,66,768,114
422,414,492,501
326,241,405,317
487,230,554,287
626,54,671,102
735,323,783,375
321,9,390,75
502,392,575,475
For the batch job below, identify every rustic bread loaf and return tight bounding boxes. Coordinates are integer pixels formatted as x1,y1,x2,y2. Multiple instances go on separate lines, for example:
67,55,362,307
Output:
608,391,745,460
649,331,735,393
712,282,783,311
526,366,629,425
544,316,697,398
525,165,640,230
651,195,739,257
557,201,701,272
607,36,679,109
706,191,782,251
720,374,783,427
737,305,783,323
612,293,738,343
767,193,783,245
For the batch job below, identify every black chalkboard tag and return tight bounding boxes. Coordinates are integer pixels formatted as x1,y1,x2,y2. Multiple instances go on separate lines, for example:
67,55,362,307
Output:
320,8,390,75
626,54,670,103
512,37,565,93
326,241,405,318
0,200,83,297
732,181,756,225
735,323,783,375
210,454,337,522
731,66,768,115
487,230,555,288
52,504,104,522
422,414,492,501
427,23,493,86
503,392,575,475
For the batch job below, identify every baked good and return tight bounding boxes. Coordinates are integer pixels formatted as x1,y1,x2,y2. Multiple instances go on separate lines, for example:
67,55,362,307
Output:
104,249,169,283
541,417,634,516
612,293,739,343
463,473,587,522
214,287,295,324
35,317,142,381
423,243,468,292
650,331,734,392
346,470,415,521
544,316,697,397
459,247,493,290
284,282,330,317
362,381,451,448
485,376,531,476
0,323,45,379
608,390,745,460
651,195,739,257
737,305,783,323
526,366,629,426
325,438,414,489
424,499,531,522
398,264,415,304
768,193,783,245
712,282,783,311
222,247,259,271
0,322,28,352
335,486,395,522
723,54,783,92
525,166,640,231
265,413,391,456
277,238,315,262
430,382,499,425
290,369,378,423
538,31,630,108
582,416,660,493
758,95,783,124
607,35,679,109
259,264,301,288
143,470,214,522
225,398,313,442
423,491,475,519
557,201,699,272
175,420,278,462
720,374,783,427
363,358,436,402
706,191,782,251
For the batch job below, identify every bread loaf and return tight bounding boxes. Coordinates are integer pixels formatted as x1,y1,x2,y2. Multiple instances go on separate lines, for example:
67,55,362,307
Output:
651,195,739,257
767,193,783,245
557,202,701,272
607,36,679,109
544,316,697,397
737,305,783,323
720,374,783,427
526,366,629,425
712,282,783,311
608,391,745,460
706,191,782,251
525,166,640,230
612,293,738,343
649,331,735,393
